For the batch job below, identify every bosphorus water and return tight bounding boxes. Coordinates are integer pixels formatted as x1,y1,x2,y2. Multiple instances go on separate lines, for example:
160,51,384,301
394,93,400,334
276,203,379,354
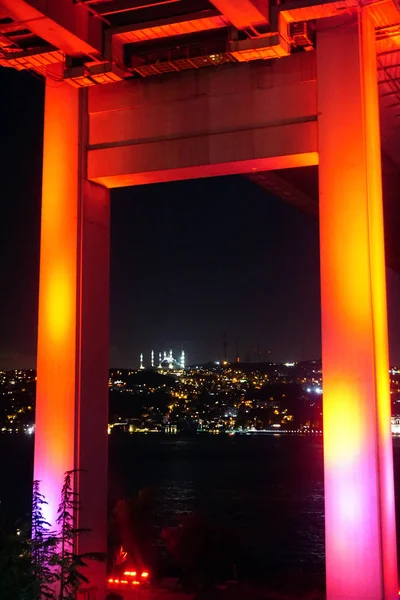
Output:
3,434,400,583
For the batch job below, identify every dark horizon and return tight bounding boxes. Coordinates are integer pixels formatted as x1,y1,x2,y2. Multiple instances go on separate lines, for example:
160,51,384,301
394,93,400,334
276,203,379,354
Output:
1,67,400,370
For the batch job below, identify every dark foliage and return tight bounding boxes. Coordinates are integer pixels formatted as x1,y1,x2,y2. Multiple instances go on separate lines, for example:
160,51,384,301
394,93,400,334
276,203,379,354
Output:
109,487,157,571
162,514,239,591
30,480,58,598
55,470,105,600
0,520,32,600
0,472,105,600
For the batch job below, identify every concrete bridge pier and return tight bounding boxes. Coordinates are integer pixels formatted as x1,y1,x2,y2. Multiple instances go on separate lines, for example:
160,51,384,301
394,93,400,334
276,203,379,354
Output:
34,81,109,597
318,10,398,600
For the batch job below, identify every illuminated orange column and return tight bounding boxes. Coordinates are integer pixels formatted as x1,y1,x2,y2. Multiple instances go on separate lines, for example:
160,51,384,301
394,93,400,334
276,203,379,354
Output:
317,11,397,600
35,79,110,596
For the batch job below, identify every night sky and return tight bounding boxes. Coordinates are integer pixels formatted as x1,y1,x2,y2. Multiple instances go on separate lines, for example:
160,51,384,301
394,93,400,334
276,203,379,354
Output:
1,67,400,369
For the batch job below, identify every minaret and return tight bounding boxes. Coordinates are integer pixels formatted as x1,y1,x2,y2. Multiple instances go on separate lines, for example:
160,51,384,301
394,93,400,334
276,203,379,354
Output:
151,350,155,368
180,350,185,370
163,351,167,361
168,349,173,369
158,352,162,369
139,353,144,370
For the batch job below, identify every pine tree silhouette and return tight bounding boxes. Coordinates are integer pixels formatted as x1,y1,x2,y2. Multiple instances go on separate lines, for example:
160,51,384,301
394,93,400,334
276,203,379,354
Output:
31,480,58,599
55,470,105,600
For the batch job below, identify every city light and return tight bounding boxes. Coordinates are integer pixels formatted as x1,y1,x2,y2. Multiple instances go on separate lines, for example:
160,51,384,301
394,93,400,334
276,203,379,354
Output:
8,358,400,440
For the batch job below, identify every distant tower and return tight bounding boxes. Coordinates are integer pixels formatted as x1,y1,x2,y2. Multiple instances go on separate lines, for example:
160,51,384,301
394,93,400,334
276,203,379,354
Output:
168,349,173,369
139,353,144,370
180,350,185,370
158,352,162,369
151,350,155,368
163,351,167,361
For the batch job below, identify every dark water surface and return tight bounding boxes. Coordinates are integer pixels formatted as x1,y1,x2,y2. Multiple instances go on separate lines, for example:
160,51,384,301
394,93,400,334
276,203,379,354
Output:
2,434,400,580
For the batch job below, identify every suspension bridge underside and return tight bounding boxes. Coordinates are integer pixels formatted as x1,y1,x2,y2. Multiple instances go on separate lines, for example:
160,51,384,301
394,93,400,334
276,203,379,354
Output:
1,0,400,598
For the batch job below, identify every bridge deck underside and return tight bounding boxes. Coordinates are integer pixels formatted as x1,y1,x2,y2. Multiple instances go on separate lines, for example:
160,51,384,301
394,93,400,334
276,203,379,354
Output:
87,52,319,187
85,42,400,270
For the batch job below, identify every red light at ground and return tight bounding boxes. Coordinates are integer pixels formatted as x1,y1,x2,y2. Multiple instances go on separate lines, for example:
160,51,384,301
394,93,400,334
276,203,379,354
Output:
108,569,150,587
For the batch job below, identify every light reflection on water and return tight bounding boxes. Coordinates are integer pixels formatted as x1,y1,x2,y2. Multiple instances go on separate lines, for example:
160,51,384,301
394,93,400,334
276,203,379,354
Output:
109,434,326,576
157,482,196,517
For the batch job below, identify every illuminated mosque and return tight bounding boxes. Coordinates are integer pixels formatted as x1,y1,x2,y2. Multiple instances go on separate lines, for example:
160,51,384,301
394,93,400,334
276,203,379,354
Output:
139,349,185,371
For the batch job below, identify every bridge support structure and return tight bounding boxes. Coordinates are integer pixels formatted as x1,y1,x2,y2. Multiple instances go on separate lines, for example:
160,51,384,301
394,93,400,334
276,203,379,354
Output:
317,11,397,600
32,7,397,600
35,81,109,597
